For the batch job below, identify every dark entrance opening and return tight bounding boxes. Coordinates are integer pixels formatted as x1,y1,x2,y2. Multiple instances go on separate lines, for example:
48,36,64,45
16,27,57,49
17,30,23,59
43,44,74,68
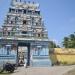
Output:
17,43,30,66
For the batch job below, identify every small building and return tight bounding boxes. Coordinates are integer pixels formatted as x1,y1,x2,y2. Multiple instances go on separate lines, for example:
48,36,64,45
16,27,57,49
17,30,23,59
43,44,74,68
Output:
0,0,51,67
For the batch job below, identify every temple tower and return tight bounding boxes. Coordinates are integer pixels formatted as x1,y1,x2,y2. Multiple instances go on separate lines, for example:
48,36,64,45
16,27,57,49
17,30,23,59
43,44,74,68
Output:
0,0,51,67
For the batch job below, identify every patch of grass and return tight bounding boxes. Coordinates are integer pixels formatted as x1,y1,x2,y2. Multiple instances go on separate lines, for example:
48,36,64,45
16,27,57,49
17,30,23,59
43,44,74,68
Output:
0,71,11,75
64,68,75,75
0,73,10,75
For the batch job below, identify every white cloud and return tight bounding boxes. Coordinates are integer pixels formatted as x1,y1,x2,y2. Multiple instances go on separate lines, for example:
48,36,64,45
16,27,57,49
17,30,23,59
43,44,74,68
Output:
50,39,60,45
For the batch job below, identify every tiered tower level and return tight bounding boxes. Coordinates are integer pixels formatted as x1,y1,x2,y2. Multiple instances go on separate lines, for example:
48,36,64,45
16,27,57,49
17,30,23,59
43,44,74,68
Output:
2,0,48,39
0,0,51,67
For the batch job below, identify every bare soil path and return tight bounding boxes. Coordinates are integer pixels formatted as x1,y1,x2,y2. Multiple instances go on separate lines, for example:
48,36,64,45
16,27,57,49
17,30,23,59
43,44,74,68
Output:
11,65,75,75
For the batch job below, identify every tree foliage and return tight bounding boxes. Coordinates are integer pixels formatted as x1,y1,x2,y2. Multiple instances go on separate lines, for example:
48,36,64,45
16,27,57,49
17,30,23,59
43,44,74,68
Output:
62,33,75,48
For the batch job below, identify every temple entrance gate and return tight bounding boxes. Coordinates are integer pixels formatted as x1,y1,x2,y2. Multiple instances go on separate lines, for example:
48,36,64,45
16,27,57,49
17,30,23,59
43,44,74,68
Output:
18,43,30,66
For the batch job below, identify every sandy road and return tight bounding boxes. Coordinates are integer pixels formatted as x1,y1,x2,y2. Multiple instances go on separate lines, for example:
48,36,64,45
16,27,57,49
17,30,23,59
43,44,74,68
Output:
11,65,75,75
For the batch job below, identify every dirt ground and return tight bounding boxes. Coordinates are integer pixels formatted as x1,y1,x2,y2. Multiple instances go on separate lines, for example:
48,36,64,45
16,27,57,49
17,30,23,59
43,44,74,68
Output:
11,65,75,75
63,68,75,75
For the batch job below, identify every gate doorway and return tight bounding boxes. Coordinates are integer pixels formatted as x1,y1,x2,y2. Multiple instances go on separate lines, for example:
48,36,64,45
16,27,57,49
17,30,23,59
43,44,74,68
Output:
18,43,30,66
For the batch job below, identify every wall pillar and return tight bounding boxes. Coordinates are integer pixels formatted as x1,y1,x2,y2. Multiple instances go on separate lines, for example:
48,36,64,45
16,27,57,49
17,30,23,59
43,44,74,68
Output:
27,44,30,66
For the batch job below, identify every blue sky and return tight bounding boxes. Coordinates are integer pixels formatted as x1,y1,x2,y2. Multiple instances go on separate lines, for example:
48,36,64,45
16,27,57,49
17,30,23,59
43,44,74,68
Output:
0,0,75,45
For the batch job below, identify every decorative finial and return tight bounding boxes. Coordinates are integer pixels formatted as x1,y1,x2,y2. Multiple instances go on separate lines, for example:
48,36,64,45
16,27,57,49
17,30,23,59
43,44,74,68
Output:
24,1,26,3
11,0,17,6
12,0,17,2
20,0,21,2
28,1,30,3
33,1,35,4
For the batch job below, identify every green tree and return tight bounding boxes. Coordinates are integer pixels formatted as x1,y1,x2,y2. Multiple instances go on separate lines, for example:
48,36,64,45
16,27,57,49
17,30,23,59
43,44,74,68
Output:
62,32,75,48
69,34,75,48
63,37,69,48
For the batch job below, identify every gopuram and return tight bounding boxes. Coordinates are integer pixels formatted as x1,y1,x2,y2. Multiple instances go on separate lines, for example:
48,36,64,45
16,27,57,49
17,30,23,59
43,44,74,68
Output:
0,0,51,67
